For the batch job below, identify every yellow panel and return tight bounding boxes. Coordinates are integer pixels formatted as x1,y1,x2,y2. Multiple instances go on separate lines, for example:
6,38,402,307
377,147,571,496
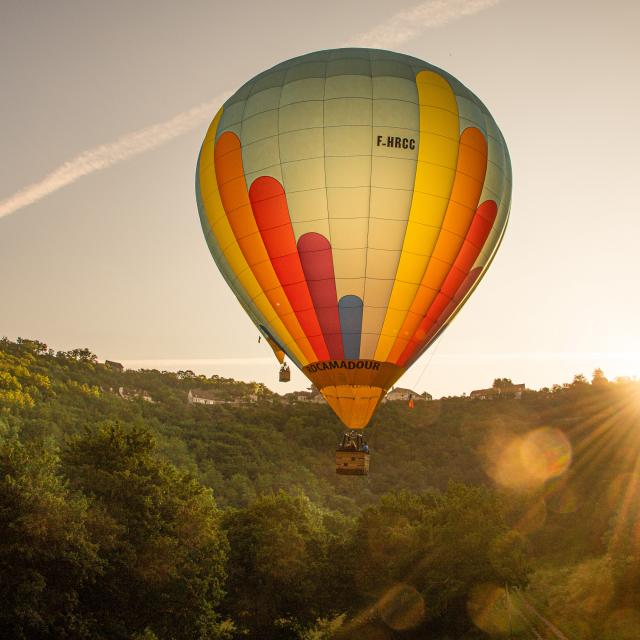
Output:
199,110,308,365
374,71,459,361
321,385,384,429
400,221,440,257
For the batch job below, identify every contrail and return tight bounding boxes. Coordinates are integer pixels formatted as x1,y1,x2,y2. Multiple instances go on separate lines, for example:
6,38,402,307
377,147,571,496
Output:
0,0,501,220
350,0,502,48
0,91,230,220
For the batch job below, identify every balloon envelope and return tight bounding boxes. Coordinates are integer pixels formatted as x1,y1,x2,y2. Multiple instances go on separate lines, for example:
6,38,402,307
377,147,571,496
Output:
196,48,511,429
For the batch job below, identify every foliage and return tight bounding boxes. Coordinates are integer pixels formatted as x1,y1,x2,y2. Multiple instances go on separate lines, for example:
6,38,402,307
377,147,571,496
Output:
1,337,640,638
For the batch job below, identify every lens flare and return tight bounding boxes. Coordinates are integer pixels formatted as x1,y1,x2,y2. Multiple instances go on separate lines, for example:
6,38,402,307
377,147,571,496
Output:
378,583,426,631
467,583,523,635
484,427,572,491
514,499,547,535
545,476,580,514
604,609,640,639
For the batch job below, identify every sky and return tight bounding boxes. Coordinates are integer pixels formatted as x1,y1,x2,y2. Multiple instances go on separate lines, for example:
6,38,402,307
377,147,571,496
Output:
1,0,639,398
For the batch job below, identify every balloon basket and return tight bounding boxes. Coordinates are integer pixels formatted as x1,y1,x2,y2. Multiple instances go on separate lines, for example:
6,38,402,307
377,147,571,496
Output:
335,449,370,476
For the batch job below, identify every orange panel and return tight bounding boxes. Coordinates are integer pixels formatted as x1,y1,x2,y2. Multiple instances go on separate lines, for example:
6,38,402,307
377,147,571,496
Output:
214,132,318,361
386,127,488,363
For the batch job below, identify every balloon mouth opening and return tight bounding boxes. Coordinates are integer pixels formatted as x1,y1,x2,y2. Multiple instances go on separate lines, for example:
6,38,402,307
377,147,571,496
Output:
303,359,403,429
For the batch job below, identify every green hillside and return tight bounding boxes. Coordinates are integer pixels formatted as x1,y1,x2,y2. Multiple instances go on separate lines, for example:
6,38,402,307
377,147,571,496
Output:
1,337,639,639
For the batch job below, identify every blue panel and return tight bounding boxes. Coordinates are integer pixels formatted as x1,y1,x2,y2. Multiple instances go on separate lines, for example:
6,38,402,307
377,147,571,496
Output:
338,295,363,360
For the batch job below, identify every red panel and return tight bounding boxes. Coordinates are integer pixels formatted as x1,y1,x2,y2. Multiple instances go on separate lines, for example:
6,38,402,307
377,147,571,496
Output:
418,267,483,354
298,233,344,359
249,176,330,360
397,201,498,367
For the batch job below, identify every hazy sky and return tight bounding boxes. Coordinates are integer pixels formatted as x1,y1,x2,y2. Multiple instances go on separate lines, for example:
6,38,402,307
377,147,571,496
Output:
1,0,639,398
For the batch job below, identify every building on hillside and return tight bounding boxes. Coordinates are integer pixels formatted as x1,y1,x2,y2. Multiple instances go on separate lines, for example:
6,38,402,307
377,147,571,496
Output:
383,387,432,402
469,383,526,400
188,388,226,405
118,387,153,402
188,388,258,405
283,389,324,404
105,360,124,372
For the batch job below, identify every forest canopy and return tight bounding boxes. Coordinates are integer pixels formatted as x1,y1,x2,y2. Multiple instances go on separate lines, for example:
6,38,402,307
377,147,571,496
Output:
1,337,639,639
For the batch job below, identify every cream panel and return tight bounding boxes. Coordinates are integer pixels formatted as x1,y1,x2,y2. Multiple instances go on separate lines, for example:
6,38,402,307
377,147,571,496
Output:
371,157,415,190
329,218,369,249
363,279,395,307
372,76,417,103
244,165,284,188
279,127,324,163
278,101,324,133
325,74,372,99
373,99,418,128
241,110,279,145
280,78,326,106
456,95,486,137
365,249,402,279
369,187,413,221
325,125,371,157
243,87,281,119
332,247,366,277
216,101,245,142
281,157,326,191
368,218,407,250
325,156,371,188
286,189,328,224
325,98,372,127
360,331,382,360
333,246,366,300
292,218,331,240
326,187,370,220
242,136,280,176
335,277,365,301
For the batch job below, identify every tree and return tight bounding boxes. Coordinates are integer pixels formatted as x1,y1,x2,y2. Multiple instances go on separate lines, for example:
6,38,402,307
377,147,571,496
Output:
348,485,531,636
62,423,229,640
0,420,100,638
222,491,338,639
572,373,589,386
492,378,513,389
592,368,609,385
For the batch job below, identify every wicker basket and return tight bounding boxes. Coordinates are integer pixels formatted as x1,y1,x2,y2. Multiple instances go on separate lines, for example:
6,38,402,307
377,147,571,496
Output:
336,450,370,475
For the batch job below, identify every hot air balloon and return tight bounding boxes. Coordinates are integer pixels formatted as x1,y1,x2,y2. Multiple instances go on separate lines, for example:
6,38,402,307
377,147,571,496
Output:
196,49,511,472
